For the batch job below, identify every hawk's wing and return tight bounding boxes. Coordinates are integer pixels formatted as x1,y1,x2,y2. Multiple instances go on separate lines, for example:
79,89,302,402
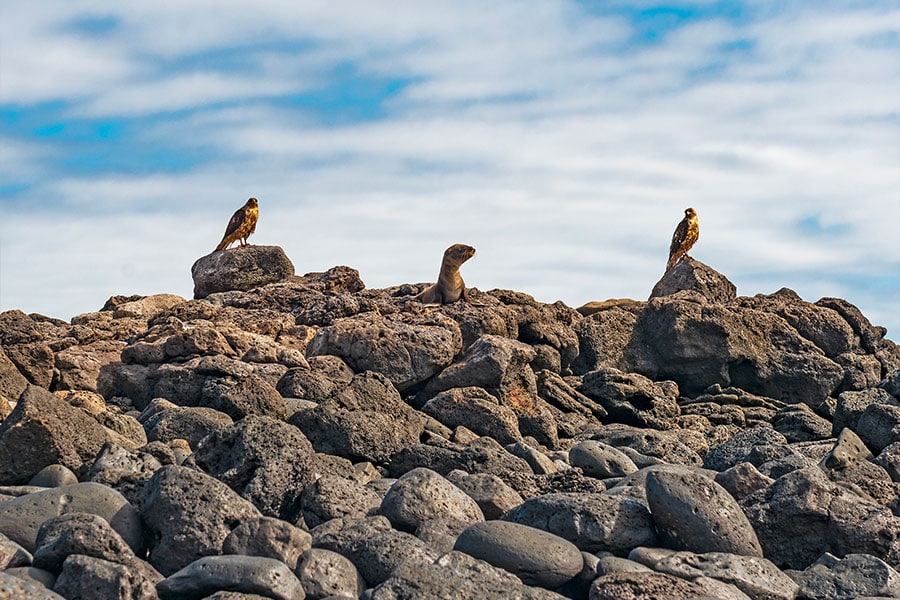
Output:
669,218,689,259
223,206,247,239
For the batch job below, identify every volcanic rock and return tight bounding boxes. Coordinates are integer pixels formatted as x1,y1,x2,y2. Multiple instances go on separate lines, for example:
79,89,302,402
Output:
0,385,113,483
191,245,295,299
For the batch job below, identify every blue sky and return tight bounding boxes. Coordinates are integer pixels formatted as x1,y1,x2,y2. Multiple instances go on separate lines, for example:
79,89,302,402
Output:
1,1,899,338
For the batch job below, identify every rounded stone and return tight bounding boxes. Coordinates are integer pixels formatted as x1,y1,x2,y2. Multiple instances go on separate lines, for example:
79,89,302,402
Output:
454,520,584,588
569,440,639,479
157,555,304,600
0,482,143,555
645,467,763,557
295,548,365,600
28,465,78,488
379,467,484,531
222,516,311,571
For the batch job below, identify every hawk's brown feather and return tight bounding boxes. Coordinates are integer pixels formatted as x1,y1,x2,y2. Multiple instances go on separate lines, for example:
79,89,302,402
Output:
666,207,699,272
215,198,259,252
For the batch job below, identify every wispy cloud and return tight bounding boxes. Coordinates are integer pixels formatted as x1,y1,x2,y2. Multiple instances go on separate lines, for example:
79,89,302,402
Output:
1,1,898,337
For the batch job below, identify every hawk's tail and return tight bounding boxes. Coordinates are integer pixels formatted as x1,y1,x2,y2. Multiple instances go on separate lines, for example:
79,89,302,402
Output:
665,253,680,272
215,239,228,252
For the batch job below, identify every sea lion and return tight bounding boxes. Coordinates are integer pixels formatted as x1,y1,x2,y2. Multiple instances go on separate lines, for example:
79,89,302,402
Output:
413,243,476,305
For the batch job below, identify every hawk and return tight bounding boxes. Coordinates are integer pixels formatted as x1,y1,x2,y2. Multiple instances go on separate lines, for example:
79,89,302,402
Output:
215,197,259,252
666,207,699,272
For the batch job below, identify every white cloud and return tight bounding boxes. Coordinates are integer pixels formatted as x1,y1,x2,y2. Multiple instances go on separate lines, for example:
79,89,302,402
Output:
1,1,898,337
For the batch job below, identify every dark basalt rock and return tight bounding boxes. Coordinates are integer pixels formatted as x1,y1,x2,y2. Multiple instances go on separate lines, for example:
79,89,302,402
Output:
0,385,113,484
194,415,318,520
650,257,737,304
192,245,295,299
140,465,261,576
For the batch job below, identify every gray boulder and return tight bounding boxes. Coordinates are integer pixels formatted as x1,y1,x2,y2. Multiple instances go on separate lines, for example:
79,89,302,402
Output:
857,402,900,453
0,482,143,555
536,369,608,426
446,471,525,521
877,441,900,482
2,566,57,590
311,514,391,550
300,475,382,528
508,441,558,475
786,552,900,600
425,334,536,395
314,517,438,586
821,427,873,470
569,440,639,479
87,441,164,506
222,516,311,571
580,368,680,430
369,550,566,600
387,436,533,481
0,385,112,484
589,570,713,600
2,341,54,389
276,355,354,401
140,464,261,575
0,346,28,404
585,424,703,467
288,371,425,464
833,388,897,435
714,462,775,502
156,555,305,600
295,548,365,600
308,311,462,392
646,467,763,557
204,374,287,420
422,387,522,445
56,338,129,393
191,245,295,299
0,570,64,599
53,554,161,600
0,532,31,569
380,468,484,532
704,427,788,472
624,289,844,404
454,520,583,588
648,550,799,600
28,465,79,488
423,335,558,446
572,306,638,374
650,258,738,304
194,415,317,520
32,513,151,575
503,492,657,554
740,466,900,569
144,405,233,449
773,403,832,442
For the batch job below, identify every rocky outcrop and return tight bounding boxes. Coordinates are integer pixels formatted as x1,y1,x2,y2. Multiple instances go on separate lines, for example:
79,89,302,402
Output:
1,249,898,599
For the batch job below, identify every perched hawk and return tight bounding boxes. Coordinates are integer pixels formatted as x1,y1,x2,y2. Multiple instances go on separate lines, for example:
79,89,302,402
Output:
666,207,699,272
215,197,259,252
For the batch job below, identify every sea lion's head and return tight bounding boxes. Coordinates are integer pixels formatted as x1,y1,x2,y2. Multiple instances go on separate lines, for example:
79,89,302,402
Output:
444,243,476,268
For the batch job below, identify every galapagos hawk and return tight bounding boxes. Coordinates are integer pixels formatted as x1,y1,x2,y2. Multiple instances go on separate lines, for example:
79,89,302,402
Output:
215,197,259,252
666,207,699,272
